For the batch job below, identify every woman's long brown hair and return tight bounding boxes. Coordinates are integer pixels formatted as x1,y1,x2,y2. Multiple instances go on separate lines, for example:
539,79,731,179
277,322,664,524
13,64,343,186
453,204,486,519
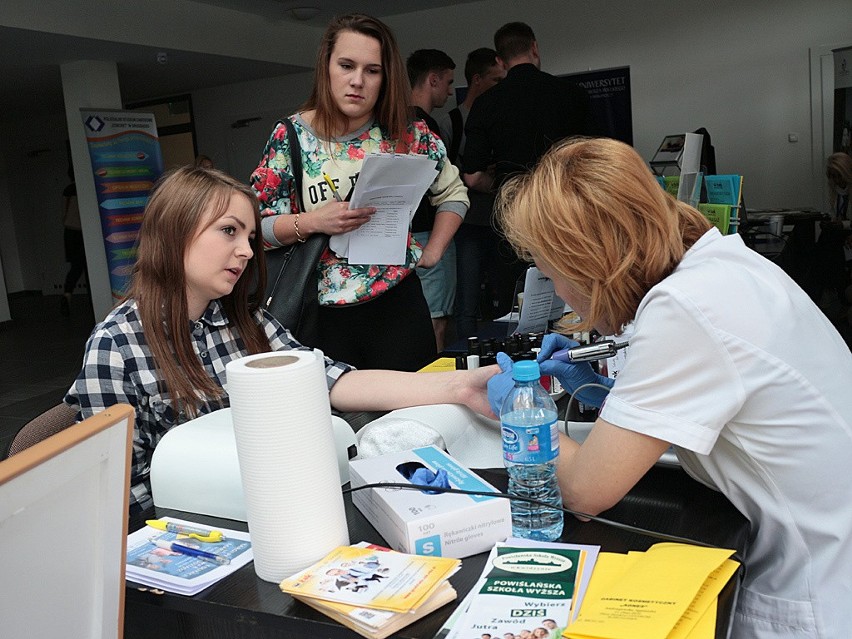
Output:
129,166,270,419
302,13,411,145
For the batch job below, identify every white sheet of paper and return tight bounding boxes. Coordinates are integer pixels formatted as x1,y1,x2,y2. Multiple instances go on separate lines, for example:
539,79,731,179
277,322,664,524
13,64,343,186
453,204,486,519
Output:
494,311,520,323
346,185,419,265
328,230,350,259
328,154,438,262
351,154,438,211
516,266,565,334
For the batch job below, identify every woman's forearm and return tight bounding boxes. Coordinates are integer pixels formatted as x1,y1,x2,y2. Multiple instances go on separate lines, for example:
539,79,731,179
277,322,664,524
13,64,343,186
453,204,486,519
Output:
329,366,498,417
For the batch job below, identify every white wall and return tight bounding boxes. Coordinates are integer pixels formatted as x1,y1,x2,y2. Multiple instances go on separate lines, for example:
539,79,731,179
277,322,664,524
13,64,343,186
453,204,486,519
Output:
0,0,320,297
387,0,851,209
0,150,16,320
0,113,69,295
192,71,316,182
0,150,25,296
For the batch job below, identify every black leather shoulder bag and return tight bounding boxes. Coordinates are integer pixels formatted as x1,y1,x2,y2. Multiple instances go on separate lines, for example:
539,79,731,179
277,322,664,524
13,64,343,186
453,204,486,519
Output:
263,118,328,347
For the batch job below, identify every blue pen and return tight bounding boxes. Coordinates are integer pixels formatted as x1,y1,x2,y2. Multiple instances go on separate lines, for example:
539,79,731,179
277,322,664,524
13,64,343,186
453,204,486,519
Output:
150,538,231,565
551,340,627,363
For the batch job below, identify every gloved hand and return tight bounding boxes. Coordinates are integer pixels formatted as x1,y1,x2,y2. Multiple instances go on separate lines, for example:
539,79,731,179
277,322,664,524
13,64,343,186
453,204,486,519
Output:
537,333,614,409
486,352,516,418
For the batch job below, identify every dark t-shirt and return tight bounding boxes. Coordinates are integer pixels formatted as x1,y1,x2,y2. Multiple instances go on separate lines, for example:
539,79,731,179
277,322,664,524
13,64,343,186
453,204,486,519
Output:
411,106,444,233
463,63,597,187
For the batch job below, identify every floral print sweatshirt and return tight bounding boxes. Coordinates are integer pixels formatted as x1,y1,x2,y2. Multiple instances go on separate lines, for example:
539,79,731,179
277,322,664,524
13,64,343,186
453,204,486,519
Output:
250,114,468,306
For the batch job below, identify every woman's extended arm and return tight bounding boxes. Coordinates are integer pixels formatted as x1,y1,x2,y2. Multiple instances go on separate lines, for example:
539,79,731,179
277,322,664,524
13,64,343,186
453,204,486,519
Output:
417,210,463,268
329,366,499,419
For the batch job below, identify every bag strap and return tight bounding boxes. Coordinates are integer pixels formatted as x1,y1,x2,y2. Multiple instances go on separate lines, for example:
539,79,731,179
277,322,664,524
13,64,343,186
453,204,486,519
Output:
280,117,304,212
265,117,306,309
448,107,463,165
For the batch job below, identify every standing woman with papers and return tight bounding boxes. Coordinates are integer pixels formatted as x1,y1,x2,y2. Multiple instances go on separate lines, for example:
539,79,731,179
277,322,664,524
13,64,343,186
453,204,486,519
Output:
251,14,468,371
489,138,852,638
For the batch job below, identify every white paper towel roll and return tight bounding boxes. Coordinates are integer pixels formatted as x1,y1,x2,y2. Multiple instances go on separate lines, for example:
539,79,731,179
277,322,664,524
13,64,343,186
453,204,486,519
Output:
226,350,349,582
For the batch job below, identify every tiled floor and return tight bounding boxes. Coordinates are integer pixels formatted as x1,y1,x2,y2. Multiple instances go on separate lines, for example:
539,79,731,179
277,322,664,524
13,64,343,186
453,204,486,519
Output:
0,293,95,458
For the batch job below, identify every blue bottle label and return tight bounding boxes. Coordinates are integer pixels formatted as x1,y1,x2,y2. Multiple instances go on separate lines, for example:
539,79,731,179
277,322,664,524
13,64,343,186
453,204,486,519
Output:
501,419,559,464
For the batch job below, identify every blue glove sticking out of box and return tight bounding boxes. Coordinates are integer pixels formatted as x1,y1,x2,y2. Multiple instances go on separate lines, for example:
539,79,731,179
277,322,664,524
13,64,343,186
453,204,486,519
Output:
396,460,451,495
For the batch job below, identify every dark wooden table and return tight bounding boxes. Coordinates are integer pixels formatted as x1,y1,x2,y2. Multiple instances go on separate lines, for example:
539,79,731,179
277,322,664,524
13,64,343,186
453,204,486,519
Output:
125,465,749,639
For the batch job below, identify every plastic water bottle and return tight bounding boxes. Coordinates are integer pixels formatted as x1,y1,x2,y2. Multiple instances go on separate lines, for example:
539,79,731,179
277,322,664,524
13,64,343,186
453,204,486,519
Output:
500,360,564,541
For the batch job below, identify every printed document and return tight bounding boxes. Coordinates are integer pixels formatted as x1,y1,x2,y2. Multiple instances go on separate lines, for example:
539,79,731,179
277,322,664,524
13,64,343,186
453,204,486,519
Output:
564,543,738,639
515,266,567,334
125,517,253,595
329,153,438,265
442,543,584,639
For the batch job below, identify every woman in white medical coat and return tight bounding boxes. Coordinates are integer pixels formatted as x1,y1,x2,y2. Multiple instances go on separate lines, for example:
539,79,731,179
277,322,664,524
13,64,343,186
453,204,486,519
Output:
490,137,852,638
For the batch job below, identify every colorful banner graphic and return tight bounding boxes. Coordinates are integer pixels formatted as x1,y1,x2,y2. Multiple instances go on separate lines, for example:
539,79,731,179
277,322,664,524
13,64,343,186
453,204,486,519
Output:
81,110,164,300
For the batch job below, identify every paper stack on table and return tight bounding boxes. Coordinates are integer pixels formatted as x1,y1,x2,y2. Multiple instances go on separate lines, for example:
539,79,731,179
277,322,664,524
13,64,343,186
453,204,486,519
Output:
563,543,739,639
436,540,600,639
279,542,459,639
125,517,253,596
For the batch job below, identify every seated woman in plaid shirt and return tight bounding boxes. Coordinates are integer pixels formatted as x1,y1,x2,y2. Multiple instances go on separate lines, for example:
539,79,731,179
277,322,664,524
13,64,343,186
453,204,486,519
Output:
64,166,497,514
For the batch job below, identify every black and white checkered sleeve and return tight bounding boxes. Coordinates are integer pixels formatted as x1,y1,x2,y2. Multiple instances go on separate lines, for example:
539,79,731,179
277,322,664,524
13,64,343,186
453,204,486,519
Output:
258,308,354,390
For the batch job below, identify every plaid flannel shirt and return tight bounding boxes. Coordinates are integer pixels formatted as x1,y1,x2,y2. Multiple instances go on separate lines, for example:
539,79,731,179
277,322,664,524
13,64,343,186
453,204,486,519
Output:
64,299,352,514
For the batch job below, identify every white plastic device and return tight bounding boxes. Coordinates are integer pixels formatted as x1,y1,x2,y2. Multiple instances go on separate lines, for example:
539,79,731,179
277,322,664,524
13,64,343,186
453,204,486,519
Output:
150,407,356,521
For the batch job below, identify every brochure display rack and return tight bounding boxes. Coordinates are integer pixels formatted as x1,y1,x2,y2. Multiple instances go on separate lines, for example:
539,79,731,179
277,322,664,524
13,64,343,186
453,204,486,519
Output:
698,175,745,234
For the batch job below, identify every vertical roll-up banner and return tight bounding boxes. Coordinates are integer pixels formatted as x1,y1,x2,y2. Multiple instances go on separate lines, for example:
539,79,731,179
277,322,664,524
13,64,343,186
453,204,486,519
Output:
81,109,164,301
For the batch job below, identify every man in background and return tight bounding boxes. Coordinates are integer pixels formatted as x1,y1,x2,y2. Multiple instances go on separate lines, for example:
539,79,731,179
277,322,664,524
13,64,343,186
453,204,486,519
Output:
435,48,506,338
463,22,597,316
407,48,463,351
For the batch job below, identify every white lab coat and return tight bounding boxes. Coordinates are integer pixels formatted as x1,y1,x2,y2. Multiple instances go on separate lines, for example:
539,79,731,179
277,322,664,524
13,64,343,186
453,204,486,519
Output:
601,229,852,638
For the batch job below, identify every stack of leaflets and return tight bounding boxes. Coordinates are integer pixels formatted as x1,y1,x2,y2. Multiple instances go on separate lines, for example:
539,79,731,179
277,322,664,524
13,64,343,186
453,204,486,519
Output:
279,542,460,639
125,517,253,595
563,543,739,639
699,174,744,234
435,539,600,639
656,175,681,198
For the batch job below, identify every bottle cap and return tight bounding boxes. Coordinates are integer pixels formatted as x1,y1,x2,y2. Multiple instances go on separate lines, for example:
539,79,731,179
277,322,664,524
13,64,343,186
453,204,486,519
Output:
512,360,541,382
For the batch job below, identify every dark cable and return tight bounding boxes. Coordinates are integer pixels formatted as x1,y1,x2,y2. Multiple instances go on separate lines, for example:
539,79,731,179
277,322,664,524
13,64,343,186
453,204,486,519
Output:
344,481,741,561
562,381,612,432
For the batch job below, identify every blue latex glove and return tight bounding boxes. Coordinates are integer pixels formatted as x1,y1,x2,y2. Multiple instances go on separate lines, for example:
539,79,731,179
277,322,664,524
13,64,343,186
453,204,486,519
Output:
409,468,450,494
487,352,516,418
537,333,614,409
